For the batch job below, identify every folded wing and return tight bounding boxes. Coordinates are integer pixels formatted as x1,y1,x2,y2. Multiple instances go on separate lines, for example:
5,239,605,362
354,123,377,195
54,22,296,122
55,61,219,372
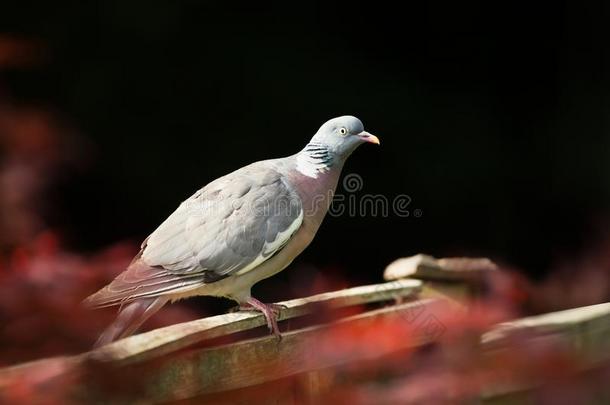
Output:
84,164,303,308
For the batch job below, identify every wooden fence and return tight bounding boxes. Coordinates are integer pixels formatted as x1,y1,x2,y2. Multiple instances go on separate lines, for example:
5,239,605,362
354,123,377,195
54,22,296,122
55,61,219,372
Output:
1,255,609,403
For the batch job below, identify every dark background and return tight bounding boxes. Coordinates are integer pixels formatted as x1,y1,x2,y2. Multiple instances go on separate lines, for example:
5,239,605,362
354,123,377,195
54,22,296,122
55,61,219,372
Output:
1,1,609,293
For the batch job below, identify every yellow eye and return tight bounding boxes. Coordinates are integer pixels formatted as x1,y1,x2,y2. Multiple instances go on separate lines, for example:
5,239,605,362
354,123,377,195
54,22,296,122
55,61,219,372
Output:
338,127,348,136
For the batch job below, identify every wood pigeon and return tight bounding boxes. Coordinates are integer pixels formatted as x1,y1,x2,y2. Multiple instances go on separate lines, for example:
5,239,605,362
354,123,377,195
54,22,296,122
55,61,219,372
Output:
84,116,380,346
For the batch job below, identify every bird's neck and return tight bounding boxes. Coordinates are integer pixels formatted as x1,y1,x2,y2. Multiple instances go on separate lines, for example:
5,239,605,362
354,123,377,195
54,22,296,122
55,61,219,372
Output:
296,142,336,178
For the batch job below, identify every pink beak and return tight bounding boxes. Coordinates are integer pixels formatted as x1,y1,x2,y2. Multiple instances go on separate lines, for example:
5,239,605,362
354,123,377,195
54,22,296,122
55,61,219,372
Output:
358,131,380,145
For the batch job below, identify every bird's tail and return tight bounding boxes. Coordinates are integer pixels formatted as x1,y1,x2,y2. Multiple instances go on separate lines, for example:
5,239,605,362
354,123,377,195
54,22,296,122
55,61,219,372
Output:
93,296,169,348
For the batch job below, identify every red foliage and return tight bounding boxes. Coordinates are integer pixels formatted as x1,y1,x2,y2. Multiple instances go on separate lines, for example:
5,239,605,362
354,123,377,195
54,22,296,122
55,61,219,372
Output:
0,100,199,367
0,232,128,365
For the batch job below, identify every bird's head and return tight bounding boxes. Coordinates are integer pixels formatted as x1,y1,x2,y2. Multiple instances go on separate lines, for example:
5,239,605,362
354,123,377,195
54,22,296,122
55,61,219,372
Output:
310,116,380,160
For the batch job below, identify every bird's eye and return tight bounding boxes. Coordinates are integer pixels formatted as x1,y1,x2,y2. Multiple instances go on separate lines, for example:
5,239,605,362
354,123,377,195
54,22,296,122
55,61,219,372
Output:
338,127,348,136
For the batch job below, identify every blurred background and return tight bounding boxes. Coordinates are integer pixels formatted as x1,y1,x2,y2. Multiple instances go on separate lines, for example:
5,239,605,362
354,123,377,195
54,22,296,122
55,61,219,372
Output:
1,0,610,362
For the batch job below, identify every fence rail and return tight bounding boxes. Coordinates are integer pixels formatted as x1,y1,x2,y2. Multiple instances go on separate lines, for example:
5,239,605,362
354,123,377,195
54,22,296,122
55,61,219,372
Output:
1,255,609,403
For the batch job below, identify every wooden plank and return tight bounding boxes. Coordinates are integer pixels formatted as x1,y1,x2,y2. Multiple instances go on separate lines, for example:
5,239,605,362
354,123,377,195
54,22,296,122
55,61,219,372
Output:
2,280,608,403
138,300,607,403
384,254,497,282
481,302,610,402
0,279,421,383
104,299,441,403
384,254,499,304
83,279,421,365
0,280,423,401
483,302,610,351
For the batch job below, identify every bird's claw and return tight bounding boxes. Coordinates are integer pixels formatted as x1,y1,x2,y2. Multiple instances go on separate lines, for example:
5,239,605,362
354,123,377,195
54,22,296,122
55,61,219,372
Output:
236,297,284,340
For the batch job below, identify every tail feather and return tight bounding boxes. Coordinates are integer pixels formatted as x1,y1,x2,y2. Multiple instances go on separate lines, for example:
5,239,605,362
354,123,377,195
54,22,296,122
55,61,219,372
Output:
83,258,203,309
84,258,200,347
93,296,168,348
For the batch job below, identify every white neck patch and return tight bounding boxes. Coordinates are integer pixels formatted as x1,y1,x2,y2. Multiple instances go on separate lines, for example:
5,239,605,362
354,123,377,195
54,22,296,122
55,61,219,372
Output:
296,143,333,178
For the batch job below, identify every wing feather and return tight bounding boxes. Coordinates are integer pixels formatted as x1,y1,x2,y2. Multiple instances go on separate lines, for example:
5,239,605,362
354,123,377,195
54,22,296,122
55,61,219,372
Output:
86,163,304,308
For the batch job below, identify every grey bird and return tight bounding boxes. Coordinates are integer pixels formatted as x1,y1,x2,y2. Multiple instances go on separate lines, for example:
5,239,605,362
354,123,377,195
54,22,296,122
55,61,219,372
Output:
84,115,380,347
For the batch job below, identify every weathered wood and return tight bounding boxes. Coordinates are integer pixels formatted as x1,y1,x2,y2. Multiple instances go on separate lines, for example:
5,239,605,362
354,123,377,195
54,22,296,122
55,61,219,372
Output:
481,302,610,403
384,254,498,304
88,278,422,366
0,280,424,403
3,273,609,404
0,280,421,385
483,302,610,360
102,299,442,403
384,254,497,282
140,300,608,403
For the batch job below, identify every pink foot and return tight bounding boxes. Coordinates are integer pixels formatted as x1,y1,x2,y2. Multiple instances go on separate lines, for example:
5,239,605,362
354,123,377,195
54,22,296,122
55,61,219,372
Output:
239,297,284,339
